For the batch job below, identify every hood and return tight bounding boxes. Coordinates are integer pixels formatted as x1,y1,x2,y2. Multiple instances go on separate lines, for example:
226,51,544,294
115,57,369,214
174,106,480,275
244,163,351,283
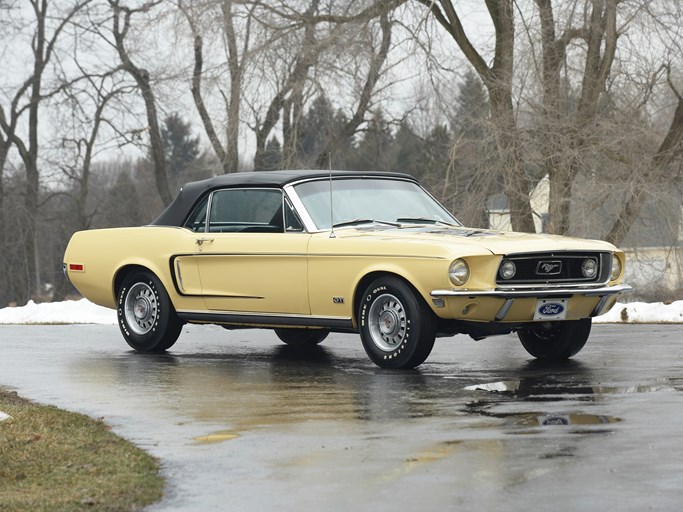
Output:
328,225,617,256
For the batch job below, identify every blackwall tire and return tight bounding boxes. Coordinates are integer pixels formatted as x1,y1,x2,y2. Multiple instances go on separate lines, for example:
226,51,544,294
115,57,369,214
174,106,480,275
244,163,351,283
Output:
117,271,182,352
274,328,329,347
358,276,436,369
518,318,591,360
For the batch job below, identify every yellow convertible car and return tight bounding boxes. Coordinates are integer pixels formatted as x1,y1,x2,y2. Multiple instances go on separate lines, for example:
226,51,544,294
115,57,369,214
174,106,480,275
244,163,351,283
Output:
63,170,630,369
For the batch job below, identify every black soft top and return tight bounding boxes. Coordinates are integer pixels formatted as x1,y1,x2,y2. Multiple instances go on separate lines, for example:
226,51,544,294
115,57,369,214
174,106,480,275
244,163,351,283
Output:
150,170,415,227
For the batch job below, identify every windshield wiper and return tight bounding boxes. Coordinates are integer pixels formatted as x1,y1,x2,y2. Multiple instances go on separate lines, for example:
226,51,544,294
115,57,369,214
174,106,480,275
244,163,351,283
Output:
396,217,460,227
333,218,400,228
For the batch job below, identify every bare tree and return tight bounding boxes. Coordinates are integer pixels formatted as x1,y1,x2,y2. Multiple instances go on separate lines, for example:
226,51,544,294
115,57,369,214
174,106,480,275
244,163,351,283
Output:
0,0,91,303
415,0,535,232
315,11,393,168
249,0,322,171
245,0,402,171
179,0,253,173
531,0,619,235
109,0,173,205
59,71,132,230
0,128,11,306
607,70,683,245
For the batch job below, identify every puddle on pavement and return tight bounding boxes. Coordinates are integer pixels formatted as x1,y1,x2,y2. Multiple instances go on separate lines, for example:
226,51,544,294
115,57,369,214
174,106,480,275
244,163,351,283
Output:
194,429,240,444
465,398,621,427
461,376,628,434
464,378,674,397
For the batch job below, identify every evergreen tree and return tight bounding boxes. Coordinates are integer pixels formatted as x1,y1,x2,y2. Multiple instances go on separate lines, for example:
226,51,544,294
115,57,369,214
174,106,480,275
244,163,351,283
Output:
422,124,453,178
328,109,355,169
298,95,335,166
387,121,423,177
261,136,283,171
351,110,394,171
449,71,497,228
161,112,200,179
101,171,144,228
452,71,489,139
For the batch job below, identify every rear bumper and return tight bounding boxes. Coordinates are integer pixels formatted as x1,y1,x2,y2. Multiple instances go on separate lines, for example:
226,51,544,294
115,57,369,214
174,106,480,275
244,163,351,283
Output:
430,283,632,321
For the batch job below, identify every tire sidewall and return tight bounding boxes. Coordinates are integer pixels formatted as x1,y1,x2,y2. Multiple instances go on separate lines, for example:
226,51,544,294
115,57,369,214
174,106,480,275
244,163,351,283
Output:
518,319,591,359
274,328,329,346
118,271,172,351
359,278,425,368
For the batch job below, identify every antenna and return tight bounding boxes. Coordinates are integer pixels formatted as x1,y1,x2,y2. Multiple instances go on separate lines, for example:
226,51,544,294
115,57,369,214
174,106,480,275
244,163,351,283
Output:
328,154,336,239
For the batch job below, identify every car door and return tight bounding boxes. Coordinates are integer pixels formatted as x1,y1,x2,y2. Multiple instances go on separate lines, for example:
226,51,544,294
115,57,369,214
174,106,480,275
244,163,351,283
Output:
179,187,311,315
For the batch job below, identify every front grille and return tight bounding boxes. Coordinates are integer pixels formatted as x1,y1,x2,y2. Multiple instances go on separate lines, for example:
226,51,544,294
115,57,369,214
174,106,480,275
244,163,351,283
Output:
496,252,611,287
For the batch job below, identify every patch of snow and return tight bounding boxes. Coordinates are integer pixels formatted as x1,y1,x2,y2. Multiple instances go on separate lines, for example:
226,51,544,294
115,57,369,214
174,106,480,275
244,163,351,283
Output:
0,411,11,422
593,300,683,324
464,380,520,393
0,299,681,325
0,299,117,325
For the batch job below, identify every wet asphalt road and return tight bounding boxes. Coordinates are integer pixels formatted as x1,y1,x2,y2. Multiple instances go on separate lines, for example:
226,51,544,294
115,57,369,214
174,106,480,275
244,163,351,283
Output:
1,323,683,511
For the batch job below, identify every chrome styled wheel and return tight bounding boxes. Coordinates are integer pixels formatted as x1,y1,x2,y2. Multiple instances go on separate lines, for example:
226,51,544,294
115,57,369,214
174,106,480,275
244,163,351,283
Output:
124,282,158,335
358,276,436,369
117,271,182,352
367,293,407,352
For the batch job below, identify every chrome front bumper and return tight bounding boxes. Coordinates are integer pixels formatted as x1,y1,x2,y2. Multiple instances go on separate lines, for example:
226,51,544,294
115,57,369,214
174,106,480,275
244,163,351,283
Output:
430,283,632,321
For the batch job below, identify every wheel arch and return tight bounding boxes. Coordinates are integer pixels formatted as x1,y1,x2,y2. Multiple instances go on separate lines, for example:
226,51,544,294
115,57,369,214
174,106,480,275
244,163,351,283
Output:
114,264,163,301
352,271,431,328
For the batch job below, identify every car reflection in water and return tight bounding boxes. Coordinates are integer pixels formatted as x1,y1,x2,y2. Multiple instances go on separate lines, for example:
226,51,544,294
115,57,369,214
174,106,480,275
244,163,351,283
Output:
64,333,671,440
69,339,442,434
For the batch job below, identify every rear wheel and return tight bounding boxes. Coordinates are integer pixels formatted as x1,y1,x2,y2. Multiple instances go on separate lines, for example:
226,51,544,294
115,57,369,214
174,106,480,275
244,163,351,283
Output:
274,328,329,347
117,270,182,352
358,276,436,369
518,319,591,360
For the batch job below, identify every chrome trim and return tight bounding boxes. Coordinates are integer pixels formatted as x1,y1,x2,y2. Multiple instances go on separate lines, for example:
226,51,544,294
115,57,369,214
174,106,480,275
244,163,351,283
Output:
62,263,72,285
175,259,185,292
204,187,286,233
431,283,631,322
495,299,514,321
430,283,632,299
494,278,611,290
590,295,612,317
535,260,562,276
176,310,354,330
285,176,461,233
177,309,350,321
495,252,612,287
498,252,605,259
284,184,317,232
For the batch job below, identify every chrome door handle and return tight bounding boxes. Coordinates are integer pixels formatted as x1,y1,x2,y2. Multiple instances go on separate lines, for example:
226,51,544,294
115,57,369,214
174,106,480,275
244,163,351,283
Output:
196,238,214,246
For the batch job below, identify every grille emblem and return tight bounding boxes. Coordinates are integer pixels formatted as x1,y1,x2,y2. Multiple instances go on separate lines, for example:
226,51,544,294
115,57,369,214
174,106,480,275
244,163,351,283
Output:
537,260,562,275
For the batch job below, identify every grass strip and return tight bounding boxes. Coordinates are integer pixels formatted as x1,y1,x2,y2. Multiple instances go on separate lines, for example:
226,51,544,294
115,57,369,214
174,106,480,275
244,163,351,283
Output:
0,389,163,511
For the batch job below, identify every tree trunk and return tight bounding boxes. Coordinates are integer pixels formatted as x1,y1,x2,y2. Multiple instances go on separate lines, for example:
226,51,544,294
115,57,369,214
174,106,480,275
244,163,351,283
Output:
222,0,241,173
488,87,536,233
315,13,392,169
541,0,617,235
606,96,683,246
112,2,172,205
0,142,10,306
420,0,535,232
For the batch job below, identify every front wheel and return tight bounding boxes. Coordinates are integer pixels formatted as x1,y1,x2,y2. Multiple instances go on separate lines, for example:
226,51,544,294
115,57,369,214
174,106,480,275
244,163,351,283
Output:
117,271,182,352
358,276,436,369
274,328,329,347
517,318,591,360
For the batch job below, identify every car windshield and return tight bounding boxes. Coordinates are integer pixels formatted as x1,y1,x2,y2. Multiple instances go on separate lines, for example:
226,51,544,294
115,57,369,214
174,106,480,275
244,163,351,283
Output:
293,177,460,230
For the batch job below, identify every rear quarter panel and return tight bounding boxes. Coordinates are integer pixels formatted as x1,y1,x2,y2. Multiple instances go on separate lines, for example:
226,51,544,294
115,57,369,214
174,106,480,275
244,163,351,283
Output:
63,227,204,311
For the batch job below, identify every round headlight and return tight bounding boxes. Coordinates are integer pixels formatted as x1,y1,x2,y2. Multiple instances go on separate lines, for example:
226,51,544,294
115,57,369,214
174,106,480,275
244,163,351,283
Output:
449,259,470,286
499,260,516,280
581,258,598,279
611,255,622,281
